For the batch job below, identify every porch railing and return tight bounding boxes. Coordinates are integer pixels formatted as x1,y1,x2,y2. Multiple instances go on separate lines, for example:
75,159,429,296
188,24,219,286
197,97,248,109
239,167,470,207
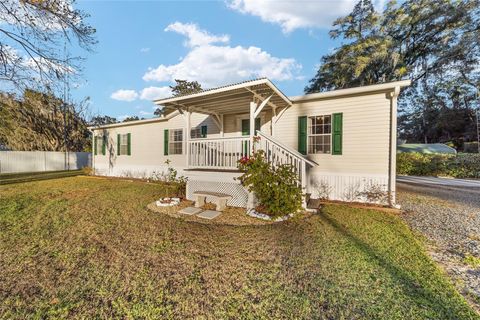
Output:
188,136,251,169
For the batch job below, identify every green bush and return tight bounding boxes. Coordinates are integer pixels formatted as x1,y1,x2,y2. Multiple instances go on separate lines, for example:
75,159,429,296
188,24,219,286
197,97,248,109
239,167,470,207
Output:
237,150,303,218
397,152,480,178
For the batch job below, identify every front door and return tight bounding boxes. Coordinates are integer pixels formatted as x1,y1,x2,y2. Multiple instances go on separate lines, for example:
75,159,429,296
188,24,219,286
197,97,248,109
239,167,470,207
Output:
241,118,261,155
241,118,261,136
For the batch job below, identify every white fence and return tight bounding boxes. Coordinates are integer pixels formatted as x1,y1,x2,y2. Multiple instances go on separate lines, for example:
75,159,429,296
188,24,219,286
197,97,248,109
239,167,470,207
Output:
0,151,91,174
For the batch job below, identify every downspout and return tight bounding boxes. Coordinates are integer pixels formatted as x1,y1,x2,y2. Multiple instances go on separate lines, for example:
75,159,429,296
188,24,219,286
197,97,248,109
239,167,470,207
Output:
388,86,400,208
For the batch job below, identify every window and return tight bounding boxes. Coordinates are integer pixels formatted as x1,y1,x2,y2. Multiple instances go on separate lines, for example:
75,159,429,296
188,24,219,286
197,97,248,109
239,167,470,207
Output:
169,129,183,154
95,135,104,155
191,128,201,139
119,134,129,155
308,115,331,154
191,126,207,139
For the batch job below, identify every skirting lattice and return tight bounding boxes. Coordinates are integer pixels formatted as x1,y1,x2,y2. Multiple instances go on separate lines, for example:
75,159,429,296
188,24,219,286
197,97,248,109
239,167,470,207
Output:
186,180,248,208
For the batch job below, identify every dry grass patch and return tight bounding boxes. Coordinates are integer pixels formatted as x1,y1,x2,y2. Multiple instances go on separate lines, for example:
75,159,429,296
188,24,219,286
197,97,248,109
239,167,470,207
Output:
0,177,478,319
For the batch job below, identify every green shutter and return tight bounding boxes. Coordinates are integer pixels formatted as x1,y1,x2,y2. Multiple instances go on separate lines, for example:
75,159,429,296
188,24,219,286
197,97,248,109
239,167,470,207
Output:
117,134,121,156
241,119,249,136
94,136,97,155
332,113,343,155
127,133,131,156
201,125,207,138
298,116,307,155
255,118,261,134
164,129,169,155
102,136,106,155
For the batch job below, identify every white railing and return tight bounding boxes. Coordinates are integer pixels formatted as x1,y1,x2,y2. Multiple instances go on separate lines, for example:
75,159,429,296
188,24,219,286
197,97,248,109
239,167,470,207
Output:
188,136,251,169
256,131,316,189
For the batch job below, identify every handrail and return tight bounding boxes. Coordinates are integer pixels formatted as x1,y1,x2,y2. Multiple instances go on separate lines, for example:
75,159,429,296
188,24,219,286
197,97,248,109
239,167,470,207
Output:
256,131,317,166
190,136,250,142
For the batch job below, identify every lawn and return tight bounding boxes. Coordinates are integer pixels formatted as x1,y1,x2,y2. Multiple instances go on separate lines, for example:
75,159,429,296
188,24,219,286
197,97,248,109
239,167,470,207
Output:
0,177,478,319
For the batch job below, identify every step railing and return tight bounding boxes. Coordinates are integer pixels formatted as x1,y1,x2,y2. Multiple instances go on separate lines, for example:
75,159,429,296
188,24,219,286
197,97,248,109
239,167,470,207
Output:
256,131,317,190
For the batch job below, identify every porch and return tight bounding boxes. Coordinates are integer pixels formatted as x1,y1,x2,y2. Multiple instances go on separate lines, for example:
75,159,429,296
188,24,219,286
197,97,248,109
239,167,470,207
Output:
154,78,316,193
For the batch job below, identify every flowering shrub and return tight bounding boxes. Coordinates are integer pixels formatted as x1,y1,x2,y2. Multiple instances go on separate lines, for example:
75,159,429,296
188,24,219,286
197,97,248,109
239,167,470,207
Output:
237,150,303,218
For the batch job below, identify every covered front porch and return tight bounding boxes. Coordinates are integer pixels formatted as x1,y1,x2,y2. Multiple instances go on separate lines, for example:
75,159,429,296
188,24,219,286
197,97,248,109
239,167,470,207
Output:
155,79,293,169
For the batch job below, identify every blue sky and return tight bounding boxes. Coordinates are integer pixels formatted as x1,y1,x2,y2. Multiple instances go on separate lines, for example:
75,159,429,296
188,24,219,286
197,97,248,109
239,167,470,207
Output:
72,0,384,121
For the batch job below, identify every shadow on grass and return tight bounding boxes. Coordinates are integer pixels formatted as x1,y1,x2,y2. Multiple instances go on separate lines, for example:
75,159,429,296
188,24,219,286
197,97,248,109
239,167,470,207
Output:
318,210,475,319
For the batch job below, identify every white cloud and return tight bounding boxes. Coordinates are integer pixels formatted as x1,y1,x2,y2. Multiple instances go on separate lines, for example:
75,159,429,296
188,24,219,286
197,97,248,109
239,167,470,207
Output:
110,89,138,102
227,0,385,33
117,114,131,121
140,86,172,100
165,22,230,48
140,47,150,53
143,22,301,88
139,110,153,116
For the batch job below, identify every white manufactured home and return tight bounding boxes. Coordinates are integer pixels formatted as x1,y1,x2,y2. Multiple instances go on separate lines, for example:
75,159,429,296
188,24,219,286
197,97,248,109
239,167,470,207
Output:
90,78,410,207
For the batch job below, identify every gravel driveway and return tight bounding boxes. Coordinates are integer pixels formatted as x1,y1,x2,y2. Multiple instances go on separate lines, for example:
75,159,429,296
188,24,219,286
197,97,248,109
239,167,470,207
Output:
397,177,480,310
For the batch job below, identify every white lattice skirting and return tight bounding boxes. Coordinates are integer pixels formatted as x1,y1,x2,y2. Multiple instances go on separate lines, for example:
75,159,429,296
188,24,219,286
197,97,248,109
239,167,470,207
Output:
186,180,248,208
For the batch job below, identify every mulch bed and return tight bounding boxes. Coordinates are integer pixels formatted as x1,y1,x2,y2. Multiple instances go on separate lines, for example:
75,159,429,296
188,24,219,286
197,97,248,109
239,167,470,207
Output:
147,200,312,226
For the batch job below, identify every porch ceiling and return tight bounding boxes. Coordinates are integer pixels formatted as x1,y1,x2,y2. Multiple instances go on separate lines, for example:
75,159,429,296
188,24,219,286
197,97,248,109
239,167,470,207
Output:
153,78,292,116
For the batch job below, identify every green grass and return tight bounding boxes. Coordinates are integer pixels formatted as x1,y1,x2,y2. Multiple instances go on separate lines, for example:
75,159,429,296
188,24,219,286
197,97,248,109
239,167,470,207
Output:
0,177,478,319
0,170,83,185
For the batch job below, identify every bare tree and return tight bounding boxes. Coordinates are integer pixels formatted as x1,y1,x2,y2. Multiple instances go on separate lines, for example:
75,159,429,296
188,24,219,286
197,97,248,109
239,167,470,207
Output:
0,0,96,91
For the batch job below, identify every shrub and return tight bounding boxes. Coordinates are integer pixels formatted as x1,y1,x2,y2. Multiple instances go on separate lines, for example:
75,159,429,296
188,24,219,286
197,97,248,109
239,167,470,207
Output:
237,150,303,218
397,152,480,178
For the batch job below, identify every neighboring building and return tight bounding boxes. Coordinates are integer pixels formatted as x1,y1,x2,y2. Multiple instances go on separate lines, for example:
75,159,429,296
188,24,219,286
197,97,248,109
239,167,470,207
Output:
397,143,457,155
89,78,410,207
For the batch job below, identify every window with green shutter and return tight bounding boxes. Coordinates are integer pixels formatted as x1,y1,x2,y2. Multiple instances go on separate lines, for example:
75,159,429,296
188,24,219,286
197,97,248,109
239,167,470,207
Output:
102,136,106,155
201,125,207,138
298,116,307,155
332,113,343,155
117,134,130,155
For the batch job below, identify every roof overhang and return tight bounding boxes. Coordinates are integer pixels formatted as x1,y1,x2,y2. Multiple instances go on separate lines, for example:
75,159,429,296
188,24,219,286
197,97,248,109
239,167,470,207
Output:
154,78,292,116
88,109,179,131
289,80,411,102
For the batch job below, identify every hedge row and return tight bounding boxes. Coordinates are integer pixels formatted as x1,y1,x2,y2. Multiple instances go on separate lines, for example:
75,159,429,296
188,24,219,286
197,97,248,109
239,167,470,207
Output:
397,153,480,179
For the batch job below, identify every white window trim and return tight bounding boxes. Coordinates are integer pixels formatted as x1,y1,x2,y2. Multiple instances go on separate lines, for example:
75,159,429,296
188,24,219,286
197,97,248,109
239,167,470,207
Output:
169,128,183,155
119,134,129,155
307,114,332,155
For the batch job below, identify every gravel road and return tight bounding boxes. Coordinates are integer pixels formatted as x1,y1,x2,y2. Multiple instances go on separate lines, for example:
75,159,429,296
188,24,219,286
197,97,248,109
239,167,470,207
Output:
397,178,480,310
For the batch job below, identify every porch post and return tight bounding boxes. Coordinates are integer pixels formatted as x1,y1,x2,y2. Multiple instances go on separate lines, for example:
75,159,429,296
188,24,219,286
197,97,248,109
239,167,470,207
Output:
220,114,224,137
249,101,257,153
271,106,277,137
185,110,191,168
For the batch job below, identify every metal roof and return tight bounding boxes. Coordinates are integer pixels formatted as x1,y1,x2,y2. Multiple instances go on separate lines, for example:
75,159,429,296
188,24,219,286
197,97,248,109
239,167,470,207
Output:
154,78,292,115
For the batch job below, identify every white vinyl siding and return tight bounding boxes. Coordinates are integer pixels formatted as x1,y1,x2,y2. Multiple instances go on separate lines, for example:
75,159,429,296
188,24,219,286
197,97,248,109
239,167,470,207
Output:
169,129,183,155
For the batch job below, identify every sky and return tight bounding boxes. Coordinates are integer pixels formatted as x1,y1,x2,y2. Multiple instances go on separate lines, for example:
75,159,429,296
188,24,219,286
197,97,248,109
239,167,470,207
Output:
71,0,385,121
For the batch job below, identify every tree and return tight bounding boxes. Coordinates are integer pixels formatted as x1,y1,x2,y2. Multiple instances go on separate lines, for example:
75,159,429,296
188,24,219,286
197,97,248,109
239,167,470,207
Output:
122,116,141,122
0,0,96,91
0,89,90,151
89,115,117,126
306,0,480,148
153,79,202,117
